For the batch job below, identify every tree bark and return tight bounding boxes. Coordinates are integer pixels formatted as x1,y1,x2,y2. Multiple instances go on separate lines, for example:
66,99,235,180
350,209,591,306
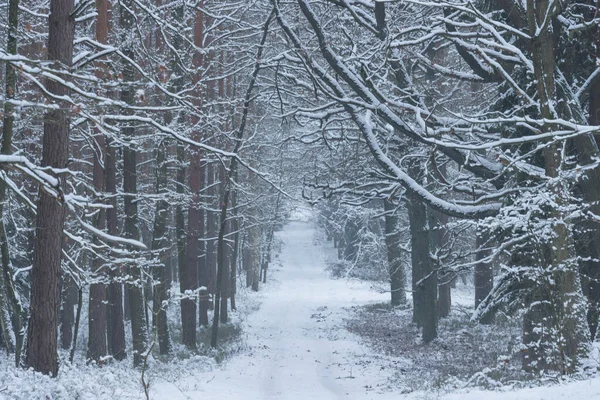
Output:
206,161,216,299
88,0,109,361
105,138,126,361
175,140,192,346
474,227,493,312
60,276,77,350
26,0,75,376
230,184,239,311
183,145,201,345
218,165,230,324
522,0,588,373
151,140,171,355
120,0,147,367
383,199,406,306
429,210,450,319
198,159,209,326
407,192,436,342
573,29,600,340
0,0,25,367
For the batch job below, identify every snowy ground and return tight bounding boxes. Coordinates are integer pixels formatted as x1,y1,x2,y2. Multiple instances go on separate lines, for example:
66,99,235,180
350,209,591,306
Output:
152,213,401,400
2,213,600,399
152,214,600,400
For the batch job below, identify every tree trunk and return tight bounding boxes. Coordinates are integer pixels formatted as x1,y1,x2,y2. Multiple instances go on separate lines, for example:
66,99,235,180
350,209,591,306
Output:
105,138,126,361
0,0,25,367
522,0,588,373
206,161,216,299
408,193,436,342
87,63,108,362
123,287,130,321
151,140,171,355
121,0,147,367
573,35,600,340
0,267,14,354
474,227,493,312
218,165,230,325
429,210,450,319
383,199,406,306
26,0,75,376
60,276,77,350
183,144,201,346
230,184,239,311
244,233,252,288
198,159,209,326
175,140,192,347
70,287,82,363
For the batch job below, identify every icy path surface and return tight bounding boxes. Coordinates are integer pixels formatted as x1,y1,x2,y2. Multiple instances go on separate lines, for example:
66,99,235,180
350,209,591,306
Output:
153,216,399,400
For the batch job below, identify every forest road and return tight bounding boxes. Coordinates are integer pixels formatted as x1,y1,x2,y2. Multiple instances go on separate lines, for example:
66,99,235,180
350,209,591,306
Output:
155,216,398,400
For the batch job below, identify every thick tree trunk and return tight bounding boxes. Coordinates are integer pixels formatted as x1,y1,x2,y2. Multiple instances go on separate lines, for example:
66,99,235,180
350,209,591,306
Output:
183,145,201,346
0,273,13,353
121,0,147,367
191,7,209,329
105,138,126,361
407,193,436,342
175,140,192,346
151,140,171,355
60,276,77,350
0,0,25,367
383,199,406,306
429,210,450,319
474,228,493,311
522,0,588,373
87,271,107,361
574,43,600,340
438,279,451,319
69,287,82,363
87,88,107,361
26,0,75,375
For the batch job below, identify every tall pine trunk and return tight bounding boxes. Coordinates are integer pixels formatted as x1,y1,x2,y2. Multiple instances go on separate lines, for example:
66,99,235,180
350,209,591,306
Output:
0,0,25,367
26,0,75,375
120,0,147,366
105,137,126,360
87,0,109,359
88,137,107,360
151,139,171,355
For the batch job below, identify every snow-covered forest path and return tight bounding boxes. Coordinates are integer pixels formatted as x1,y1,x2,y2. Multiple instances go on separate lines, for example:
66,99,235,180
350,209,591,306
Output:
153,214,400,400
